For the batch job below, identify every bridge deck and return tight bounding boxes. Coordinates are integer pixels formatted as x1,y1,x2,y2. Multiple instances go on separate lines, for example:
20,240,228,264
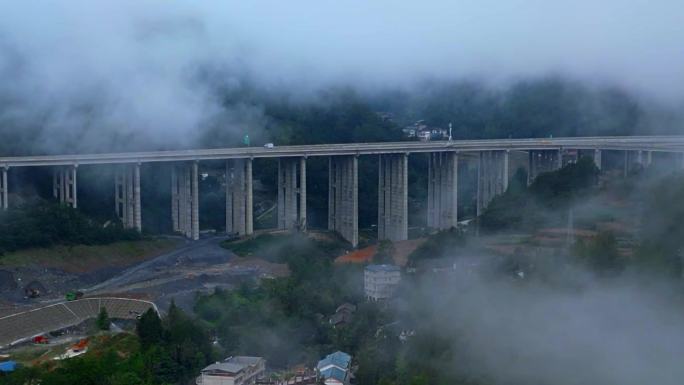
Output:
1,136,683,167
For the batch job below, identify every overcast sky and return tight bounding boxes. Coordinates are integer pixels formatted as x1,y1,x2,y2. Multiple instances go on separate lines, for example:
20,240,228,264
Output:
1,1,683,150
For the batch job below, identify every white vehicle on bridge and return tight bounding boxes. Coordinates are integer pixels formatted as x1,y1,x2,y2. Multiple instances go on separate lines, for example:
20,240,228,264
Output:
264,143,275,148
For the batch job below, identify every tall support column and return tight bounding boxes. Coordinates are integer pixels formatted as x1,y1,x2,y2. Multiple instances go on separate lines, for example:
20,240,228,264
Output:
226,159,254,235
71,166,78,209
334,158,342,232
446,152,457,229
401,153,409,239
528,150,562,183
245,158,253,236
427,154,434,228
277,157,306,230
59,168,66,203
503,150,510,192
1,167,7,210
231,159,247,236
477,152,486,216
378,155,385,239
477,150,508,215
594,149,602,170
183,164,192,238
115,168,123,222
224,161,233,234
328,157,334,230
328,156,358,247
277,159,285,229
426,152,458,230
133,164,141,232
351,156,358,247
378,154,408,241
391,156,398,240
116,165,138,228
288,160,297,228
171,166,179,232
299,157,307,231
191,162,199,240
383,156,392,236
126,167,135,229
53,169,58,200
177,165,187,234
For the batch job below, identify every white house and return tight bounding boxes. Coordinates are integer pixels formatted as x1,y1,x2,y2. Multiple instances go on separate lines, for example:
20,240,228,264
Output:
364,264,401,301
197,356,266,385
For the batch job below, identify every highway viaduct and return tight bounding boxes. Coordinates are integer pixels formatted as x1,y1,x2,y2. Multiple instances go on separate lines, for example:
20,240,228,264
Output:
2,136,684,247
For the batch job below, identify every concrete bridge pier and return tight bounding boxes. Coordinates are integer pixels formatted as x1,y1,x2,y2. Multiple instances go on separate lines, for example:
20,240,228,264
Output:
1,166,7,210
528,149,561,183
624,150,648,175
328,155,358,247
277,157,306,231
637,150,653,168
171,163,198,239
225,158,253,237
427,152,458,230
115,164,141,231
378,153,408,241
52,165,78,208
593,149,602,170
477,150,509,216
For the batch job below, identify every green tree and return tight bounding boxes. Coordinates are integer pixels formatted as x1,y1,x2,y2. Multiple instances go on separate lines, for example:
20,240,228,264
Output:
96,307,110,331
136,309,163,349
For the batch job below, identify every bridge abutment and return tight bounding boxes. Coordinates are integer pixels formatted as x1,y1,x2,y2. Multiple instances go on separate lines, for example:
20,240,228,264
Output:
329,155,358,247
378,153,408,241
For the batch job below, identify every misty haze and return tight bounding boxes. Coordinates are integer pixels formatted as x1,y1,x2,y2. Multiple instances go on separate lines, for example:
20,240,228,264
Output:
1,2,684,385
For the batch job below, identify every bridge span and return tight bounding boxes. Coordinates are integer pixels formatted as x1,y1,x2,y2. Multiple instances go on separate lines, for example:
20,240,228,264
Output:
1,136,683,246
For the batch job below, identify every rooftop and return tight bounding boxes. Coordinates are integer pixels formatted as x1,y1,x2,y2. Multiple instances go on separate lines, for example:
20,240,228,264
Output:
320,366,348,382
201,356,264,375
317,351,352,371
365,264,400,273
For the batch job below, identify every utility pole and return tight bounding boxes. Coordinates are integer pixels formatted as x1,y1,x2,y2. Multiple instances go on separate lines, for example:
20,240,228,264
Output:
448,122,453,141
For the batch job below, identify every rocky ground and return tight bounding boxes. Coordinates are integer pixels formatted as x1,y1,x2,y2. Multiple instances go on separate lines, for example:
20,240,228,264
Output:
0,235,289,316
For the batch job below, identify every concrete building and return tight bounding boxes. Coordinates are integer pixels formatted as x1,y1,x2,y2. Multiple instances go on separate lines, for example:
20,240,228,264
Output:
197,356,265,385
364,264,401,301
316,351,352,385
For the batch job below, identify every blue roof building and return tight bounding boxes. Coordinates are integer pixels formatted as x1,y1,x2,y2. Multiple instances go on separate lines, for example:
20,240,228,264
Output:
0,361,17,373
317,351,352,385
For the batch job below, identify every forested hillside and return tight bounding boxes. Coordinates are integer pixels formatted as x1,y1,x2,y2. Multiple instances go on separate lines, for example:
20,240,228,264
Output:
1,77,681,157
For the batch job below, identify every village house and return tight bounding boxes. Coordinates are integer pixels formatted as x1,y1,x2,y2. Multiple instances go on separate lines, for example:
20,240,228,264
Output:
328,303,357,328
197,356,266,385
364,264,401,301
316,351,352,385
